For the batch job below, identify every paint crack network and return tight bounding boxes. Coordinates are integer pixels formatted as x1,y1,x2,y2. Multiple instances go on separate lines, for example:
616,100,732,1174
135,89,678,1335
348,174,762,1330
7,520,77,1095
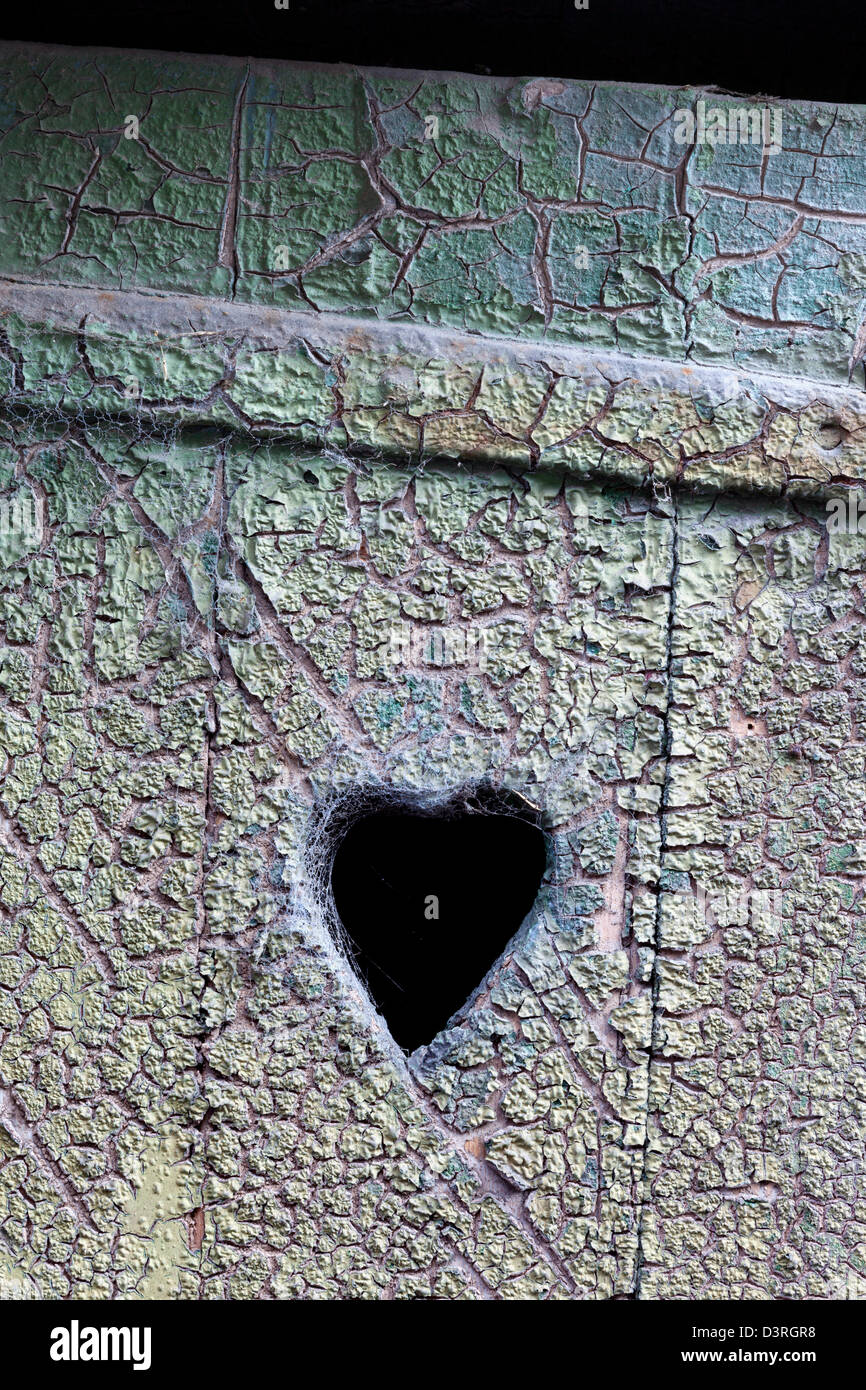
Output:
0,41,863,1302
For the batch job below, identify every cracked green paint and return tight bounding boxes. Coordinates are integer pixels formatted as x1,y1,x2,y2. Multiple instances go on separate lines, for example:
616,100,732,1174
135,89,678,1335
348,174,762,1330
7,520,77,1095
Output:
0,42,864,1304
3,45,866,384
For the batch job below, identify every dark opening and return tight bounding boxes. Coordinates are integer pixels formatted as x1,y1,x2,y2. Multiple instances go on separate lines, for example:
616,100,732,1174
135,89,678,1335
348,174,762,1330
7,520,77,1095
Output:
328,792,546,1052
6,0,866,103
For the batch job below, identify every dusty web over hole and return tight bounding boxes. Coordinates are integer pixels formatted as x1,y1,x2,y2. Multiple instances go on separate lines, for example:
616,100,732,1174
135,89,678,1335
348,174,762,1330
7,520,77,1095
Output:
323,789,547,1053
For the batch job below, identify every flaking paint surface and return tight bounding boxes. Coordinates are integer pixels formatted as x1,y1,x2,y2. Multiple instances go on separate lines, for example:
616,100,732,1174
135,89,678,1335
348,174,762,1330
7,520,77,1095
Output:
1,43,866,385
0,44,863,1302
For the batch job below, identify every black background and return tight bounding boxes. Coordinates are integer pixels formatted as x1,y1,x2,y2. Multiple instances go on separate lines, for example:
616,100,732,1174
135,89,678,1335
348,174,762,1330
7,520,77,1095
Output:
2,0,865,103
1,1295,855,1365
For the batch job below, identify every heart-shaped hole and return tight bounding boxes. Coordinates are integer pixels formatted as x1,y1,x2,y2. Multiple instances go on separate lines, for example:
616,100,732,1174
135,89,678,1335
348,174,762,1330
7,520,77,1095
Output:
329,793,547,1052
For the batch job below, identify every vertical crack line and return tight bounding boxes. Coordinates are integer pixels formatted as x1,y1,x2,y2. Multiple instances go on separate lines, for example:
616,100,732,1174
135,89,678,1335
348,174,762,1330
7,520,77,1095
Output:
189,453,227,1290
526,199,554,328
633,487,680,1299
218,68,250,295
196,679,218,1271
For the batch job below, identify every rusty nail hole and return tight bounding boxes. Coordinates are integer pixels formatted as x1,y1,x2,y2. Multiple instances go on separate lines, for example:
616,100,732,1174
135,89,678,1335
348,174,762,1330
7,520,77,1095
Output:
188,1206,205,1251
